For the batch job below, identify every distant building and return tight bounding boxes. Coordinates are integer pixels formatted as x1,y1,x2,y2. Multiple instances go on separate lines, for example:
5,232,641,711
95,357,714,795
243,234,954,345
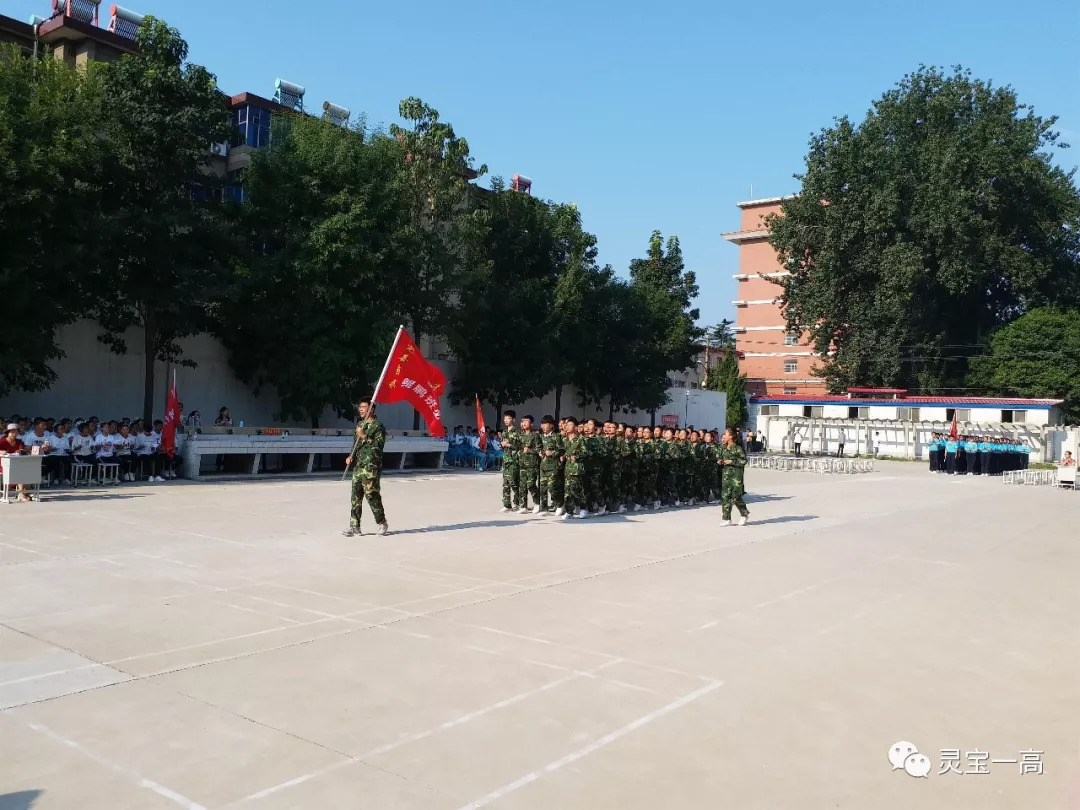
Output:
751,388,1067,462
722,196,827,397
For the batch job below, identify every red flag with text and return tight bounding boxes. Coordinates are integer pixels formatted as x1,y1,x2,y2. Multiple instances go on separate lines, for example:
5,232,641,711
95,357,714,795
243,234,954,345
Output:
475,395,487,450
949,413,958,441
373,329,448,438
162,370,180,458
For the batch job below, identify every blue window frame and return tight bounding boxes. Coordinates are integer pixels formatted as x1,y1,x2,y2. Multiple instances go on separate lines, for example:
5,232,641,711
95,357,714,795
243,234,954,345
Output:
232,105,272,149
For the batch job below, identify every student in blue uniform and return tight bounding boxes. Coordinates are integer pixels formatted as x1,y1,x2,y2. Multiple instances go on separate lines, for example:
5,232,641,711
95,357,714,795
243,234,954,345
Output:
928,433,940,472
944,435,958,475
979,436,992,476
966,436,981,475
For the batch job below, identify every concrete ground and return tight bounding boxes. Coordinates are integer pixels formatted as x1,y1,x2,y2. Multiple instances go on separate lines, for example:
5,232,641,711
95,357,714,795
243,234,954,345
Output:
0,463,1077,810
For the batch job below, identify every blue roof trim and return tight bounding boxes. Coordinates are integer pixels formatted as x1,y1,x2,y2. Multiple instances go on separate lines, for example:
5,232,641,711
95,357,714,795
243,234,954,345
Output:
754,398,1054,410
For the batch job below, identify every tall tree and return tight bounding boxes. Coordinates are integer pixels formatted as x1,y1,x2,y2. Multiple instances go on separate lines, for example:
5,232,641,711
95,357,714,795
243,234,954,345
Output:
967,308,1080,422
769,65,1080,393
92,18,233,421
446,180,560,416
0,45,104,396
703,340,749,428
390,99,485,428
629,230,702,381
217,117,412,425
545,203,612,419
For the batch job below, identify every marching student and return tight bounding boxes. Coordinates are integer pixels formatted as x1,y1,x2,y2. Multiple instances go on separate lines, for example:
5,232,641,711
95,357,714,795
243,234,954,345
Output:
499,410,520,513
538,416,563,514
559,417,591,520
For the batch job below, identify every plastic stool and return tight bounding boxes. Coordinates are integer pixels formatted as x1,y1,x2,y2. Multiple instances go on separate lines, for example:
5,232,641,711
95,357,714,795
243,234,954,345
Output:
98,463,120,486
72,463,94,487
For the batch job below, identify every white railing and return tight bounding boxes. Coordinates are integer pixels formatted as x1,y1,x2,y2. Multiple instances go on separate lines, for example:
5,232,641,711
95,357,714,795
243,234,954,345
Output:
1001,470,1058,486
748,454,874,474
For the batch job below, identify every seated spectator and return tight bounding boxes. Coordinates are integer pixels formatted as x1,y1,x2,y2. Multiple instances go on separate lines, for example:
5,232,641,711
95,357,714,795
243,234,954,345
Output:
46,421,72,484
1061,450,1075,467
215,407,233,427
115,423,137,481
0,423,31,501
185,410,201,427
94,422,119,479
70,422,96,470
447,426,466,467
136,424,164,482
153,419,178,479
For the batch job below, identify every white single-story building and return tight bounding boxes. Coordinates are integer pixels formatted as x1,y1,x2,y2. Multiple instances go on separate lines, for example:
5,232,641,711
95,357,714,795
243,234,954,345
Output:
750,389,1074,463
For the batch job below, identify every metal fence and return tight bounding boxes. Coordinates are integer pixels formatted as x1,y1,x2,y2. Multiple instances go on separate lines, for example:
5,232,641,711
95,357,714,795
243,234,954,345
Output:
1001,469,1062,487
748,454,874,474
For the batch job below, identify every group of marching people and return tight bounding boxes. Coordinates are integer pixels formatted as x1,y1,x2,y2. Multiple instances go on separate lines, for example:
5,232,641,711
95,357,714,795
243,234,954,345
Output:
927,433,1032,476
497,411,751,525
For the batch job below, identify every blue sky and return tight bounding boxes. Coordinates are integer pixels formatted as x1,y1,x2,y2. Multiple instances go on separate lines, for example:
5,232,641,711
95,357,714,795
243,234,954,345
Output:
9,0,1075,325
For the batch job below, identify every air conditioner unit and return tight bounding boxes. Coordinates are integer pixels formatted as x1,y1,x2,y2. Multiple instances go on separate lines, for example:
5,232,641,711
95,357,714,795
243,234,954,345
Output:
210,142,228,157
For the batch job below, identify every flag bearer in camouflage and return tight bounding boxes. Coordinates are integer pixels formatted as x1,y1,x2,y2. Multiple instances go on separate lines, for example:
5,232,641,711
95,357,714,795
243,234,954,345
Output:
343,399,389,537
500,410,521,512
517,415,543,513
621,425,639,511
560,417,591,520
718,427,750,526
538,415,563,514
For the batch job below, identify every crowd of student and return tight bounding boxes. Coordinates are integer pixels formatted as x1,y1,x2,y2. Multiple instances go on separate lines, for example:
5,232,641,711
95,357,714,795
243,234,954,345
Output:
446,426,503,471
496,412,751,524
0,414,181,494
927,433,1033,475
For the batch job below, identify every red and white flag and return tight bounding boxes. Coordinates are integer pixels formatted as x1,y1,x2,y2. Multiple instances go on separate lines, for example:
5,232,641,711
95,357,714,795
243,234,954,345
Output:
949,413,959,441
162,370,180,458
475,395,487,450
372,327,448,438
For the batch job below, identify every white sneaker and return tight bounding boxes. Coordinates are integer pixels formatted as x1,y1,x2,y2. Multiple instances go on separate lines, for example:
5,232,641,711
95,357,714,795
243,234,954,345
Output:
674,500,682,507
531,505,541,514
577,509,588,519
653,501,661,509
617,505,627,514
738,516,749,526
518,507,529,514
500,507,511,513
561,512,571,521
721,519,733,527
632,504,641,512
554,507,565,516
376,523,390,536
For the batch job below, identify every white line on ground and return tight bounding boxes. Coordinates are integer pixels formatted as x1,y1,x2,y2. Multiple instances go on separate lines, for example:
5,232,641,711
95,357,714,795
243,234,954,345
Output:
452,681,724,810
17,719,206,810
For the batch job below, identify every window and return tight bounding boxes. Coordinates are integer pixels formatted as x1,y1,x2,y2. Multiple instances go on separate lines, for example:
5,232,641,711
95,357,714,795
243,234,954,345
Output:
784,333,799,347
1002,410,1026,423
848,406,869,419
233,105,273,149
897,407,920,421
944,408,971,422
759,405,779,416
783,387,797,395
802,406,823,418
784,361,798,373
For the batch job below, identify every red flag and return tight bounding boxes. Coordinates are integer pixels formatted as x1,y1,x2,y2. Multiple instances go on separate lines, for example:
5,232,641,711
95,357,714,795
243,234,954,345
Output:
475,395,487,450
372,327,448,438
949,413,959,441
162,370,180,458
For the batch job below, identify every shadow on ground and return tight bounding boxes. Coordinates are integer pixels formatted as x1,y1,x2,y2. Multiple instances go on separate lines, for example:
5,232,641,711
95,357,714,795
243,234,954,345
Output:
390,519,534,535
0,791,43,810
747,515,816,526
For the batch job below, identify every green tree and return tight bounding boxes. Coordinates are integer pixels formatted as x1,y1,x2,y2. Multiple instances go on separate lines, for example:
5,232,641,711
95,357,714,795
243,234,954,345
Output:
967,308,1080,422
769,65,1080,393
629,231,701,372
92,18,233,421
446,180,560,416
217,116,412,425
0,46,105,396
703,339,749,428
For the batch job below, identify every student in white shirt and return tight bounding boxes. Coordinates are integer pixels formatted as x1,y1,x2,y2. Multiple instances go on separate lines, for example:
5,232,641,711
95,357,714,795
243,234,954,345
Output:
152,419,178,479
114,423,137,481
793,429,804,457
47,422,73,484
95,422,118,468
135,426,164,482
70,423,96,469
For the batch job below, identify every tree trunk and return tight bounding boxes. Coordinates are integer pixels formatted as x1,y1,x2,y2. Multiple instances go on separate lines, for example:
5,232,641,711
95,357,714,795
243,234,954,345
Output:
554,385,562,422
142,312,157,424
649,409,656,429
608,397,615,421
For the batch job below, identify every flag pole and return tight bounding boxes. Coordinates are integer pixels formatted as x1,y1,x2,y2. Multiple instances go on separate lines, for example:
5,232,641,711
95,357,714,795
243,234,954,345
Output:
343,325,404,482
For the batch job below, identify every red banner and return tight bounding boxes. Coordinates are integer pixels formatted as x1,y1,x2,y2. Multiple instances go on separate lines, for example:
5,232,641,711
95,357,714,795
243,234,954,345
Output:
949,414,958,441
475,395,487,450
162,370,180,458
373,328,448,438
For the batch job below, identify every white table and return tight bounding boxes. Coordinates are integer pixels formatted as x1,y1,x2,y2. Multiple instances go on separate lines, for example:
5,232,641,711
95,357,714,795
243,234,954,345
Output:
1,454,43,503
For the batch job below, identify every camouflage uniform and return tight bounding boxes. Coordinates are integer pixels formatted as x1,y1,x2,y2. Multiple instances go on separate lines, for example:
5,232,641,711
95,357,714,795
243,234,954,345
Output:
562,435,591,514
618,436,636,506
502,425,521,509
350,416,387,529
607,435,623,507
675,440,694,503
539,430,564,511
693,441,710,503
702,441,720,502
636,439,657,505
718,443,749,521
657,439,677,504
586,433,607,510
517,429,542,509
